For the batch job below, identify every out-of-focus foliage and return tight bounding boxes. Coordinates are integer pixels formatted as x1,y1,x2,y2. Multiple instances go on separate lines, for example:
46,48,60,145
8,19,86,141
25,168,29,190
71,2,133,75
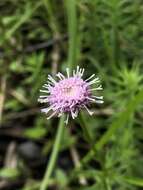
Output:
0,0,143,189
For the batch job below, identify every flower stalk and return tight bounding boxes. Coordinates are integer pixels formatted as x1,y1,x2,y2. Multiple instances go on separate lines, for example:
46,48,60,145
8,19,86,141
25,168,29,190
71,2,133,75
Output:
40,115,65,190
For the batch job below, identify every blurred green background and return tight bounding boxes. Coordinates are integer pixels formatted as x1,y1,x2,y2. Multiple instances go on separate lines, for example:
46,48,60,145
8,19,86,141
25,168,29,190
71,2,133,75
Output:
0,0,143,190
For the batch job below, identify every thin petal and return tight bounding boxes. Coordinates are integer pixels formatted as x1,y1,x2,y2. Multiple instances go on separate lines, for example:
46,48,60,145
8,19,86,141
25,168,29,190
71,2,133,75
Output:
65,114,69,125
85,74,95,82
83,105,94,115
47,111,57,120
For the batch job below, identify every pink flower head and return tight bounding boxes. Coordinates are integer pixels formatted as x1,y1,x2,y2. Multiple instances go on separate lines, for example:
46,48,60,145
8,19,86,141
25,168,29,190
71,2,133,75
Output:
38,66,103,124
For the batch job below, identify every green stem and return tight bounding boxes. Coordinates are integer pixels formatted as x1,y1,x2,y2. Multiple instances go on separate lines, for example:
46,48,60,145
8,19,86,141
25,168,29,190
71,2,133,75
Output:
103,177,111,190
40,115,65,190
65,0,77,73
78,112,93,144
40,1,77,189
42,0,59,33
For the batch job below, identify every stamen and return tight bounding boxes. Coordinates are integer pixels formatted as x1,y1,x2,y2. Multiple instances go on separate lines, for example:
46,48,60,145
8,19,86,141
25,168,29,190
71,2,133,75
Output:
46,80,53,85
85,74,95,82
92,96,103,99
71,110,77,119
47,111,57,120
56,72,65,80
38,98,48,103
58,113,63,117
76,66,80,75
88,78,100,85
43,84,49,87
65,114,69,125
70,101,75,108
74,109,78,117
38,98,50,103
78,68,84,77
39,95,48,98
66,68,70,78
84,105,94,115
40,89,49,93
95,100,104,104
41,106,53,113
48,75,57,84
80,68,85,76
86,97,96,102
79,68,82,74
89,85,103,91
73,70,76,76
43,84,52,90
95,85,103,90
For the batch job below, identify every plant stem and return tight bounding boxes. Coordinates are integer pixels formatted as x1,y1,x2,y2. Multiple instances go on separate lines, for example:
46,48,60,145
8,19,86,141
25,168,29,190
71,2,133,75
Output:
65,0,77,73
40,1,77,189
40,115,65,190
78,112,93,144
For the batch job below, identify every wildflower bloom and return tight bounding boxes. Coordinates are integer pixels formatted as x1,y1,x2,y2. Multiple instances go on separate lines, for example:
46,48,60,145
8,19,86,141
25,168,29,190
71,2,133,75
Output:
38,66,103,124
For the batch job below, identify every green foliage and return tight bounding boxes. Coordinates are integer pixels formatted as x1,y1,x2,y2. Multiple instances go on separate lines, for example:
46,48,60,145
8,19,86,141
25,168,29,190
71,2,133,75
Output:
123,176,143,187
24,127,47,140
0,0,143,189
55,169,68,188
0,168,20,180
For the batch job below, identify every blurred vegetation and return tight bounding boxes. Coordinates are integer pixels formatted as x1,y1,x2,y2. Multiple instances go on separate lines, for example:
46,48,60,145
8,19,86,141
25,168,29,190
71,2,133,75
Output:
0,0,143,190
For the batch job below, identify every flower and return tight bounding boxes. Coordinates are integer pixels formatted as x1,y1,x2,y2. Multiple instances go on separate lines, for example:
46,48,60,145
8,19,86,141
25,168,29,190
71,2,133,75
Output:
38,66,103,124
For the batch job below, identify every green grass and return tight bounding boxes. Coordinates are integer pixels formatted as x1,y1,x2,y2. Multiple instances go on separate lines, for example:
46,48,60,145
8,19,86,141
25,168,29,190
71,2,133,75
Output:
0,0,143,190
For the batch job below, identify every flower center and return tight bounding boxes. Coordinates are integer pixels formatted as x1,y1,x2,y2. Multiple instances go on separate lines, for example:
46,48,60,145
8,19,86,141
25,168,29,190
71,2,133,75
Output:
62,86,77,97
